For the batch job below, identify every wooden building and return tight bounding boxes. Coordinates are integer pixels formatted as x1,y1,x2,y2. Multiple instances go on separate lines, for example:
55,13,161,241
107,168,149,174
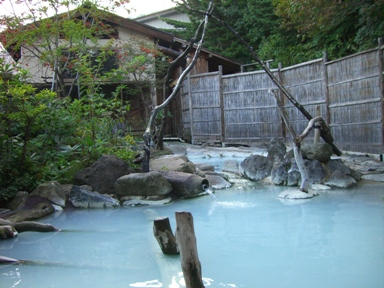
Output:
2,7,241,138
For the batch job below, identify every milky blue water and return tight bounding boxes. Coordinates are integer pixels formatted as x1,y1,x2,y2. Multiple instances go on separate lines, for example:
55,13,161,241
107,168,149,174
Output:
1,182,384,288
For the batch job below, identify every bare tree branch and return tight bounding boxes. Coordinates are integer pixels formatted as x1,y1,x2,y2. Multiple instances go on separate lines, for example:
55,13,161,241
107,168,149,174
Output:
141,1,214,172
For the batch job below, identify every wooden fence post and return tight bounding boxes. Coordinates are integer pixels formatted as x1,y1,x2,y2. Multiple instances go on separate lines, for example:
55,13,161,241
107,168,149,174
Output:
377,37,384,159
314,105,321,143
175,211,205,288
277,62,286,142
322,51,331,126
153,217,179,255
219,65,225,145
187,73,194,144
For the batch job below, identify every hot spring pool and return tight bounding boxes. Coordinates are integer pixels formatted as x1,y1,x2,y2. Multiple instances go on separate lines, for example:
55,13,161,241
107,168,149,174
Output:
1,182,384,288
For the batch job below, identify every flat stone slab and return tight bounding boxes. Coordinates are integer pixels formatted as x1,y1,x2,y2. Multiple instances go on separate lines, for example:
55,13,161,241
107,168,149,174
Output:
69,186,120,209
361,173,384,182
310,184,332,190
278,189,319,200
205,174,232,189
122,197,172,207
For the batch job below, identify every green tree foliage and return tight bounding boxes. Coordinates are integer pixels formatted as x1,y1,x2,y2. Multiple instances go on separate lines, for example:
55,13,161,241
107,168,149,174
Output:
0,60,56,199
171,0,384,66
273,0,384,61
167,0,280,64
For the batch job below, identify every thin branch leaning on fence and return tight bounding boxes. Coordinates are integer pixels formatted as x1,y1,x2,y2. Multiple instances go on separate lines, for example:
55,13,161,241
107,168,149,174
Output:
141,1,214,172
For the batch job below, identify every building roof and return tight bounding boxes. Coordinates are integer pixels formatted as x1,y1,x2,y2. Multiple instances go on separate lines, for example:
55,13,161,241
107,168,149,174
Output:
133,8,189,30
133,7,181,22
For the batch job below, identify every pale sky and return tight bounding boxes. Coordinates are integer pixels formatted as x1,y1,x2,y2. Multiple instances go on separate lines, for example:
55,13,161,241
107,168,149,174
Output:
0,0,177,18
128,0,176,18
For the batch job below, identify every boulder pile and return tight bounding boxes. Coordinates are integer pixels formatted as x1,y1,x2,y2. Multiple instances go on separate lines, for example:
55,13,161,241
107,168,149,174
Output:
2,138,384,240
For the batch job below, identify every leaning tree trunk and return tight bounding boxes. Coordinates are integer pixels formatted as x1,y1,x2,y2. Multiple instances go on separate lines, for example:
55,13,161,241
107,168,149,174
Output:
270,90,329,192
141,2,214,172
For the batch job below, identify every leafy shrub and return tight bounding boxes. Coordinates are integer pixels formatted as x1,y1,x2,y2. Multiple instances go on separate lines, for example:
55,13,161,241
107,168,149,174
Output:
0,60,136,201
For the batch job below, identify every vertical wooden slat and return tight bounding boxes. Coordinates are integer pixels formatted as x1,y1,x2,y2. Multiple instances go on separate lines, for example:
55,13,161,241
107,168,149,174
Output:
323,51,331,125
219,65,225,144
378,37,384,154
187,73,194,144
278,62,286,141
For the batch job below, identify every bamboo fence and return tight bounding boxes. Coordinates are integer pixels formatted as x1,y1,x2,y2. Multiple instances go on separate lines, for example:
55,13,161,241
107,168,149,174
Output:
180,39,384,154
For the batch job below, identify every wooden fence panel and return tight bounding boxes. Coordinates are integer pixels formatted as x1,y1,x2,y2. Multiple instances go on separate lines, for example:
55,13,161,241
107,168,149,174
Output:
327,49,383,153
222,71,283,144
179,42,384,154
180,77,192,142
189,72,222,144
281,59,326,142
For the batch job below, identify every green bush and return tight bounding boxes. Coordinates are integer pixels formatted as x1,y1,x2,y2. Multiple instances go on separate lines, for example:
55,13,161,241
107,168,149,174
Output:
0,60,136,201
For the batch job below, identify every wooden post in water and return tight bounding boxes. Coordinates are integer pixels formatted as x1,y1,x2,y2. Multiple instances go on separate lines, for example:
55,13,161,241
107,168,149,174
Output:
153,217,179,255
175,211,205,288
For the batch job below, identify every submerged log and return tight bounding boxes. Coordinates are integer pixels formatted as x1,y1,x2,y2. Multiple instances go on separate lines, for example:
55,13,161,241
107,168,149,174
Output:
175,211,204,288
13,221,60,233
6,202,55,223
0,218,60,238
0,225,18,239
158,171,209,198
153,217,179,255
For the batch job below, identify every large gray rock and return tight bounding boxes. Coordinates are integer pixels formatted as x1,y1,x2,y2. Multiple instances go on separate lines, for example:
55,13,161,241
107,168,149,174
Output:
267,138,286,162
240,155,273,181
324,170,357,188
204,172,232,189
74,155,133,194
274,158,327,187
240,138,286,182
307,159,327,184
114,171,172,197
302,143,333,163
222,160,240,174
327,159,361,181
30,181,66,207
194,163,215,172
287,169,301,186
149,155,196,174
271,161,290,185
69,186,120,208
6,191,29,211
